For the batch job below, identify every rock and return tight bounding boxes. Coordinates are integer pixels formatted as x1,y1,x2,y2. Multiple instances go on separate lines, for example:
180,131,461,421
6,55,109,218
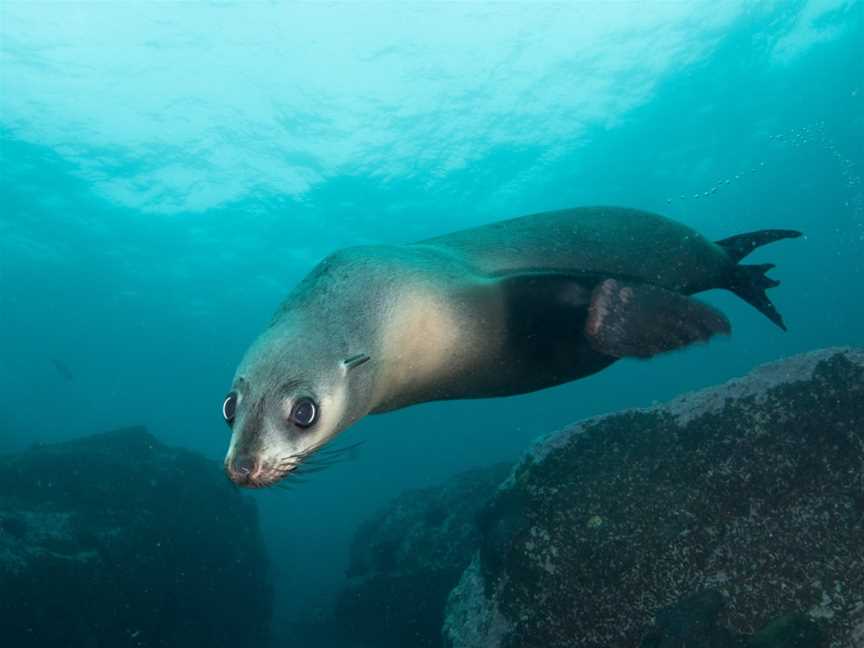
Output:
639,590,743,648
444,348,864,648
0,426,272,648
748,613,824,647
335,462,513,648
639,590,824,648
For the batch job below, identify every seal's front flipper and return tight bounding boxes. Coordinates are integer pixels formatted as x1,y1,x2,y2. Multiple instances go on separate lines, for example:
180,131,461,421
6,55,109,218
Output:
586,279,730,358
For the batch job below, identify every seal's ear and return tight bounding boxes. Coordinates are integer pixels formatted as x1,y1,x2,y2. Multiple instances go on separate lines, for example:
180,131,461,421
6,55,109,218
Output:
342,353,370,371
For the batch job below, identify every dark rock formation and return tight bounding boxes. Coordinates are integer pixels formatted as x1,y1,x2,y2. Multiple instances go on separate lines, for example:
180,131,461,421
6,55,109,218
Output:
335,462,512,648
638,589,823,647
444,348,864,648
0,426,272,648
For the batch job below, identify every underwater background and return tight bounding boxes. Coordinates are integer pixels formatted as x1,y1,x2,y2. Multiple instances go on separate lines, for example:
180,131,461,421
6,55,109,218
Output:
1,2,862,646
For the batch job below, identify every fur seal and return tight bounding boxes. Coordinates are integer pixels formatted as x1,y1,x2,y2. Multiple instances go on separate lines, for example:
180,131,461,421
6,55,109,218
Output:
222,206,800,487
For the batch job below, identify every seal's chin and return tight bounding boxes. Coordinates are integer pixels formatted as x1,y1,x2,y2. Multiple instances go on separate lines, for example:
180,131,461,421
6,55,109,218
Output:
224,458,297,489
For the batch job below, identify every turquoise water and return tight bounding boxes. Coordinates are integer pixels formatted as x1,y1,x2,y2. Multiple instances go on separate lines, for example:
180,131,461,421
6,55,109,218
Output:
1,2,862,645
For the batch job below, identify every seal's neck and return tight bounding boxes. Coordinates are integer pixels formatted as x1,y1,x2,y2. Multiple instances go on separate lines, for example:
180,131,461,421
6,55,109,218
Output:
370,286,465,412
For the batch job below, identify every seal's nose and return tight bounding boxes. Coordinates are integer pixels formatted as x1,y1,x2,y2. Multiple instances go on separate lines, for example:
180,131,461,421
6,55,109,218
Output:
233,455,254,474
226,455,256,484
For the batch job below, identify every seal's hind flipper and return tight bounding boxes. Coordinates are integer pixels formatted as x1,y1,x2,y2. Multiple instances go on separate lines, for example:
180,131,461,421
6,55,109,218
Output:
728,264,787,331
715,228,800,331
586,279,731,358
716,229,802,263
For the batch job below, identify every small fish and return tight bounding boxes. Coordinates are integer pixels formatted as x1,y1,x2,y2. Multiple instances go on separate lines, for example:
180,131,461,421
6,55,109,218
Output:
50,358,74,382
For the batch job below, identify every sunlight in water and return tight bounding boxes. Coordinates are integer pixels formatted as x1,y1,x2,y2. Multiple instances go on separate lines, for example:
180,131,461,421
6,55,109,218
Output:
2,1,852,213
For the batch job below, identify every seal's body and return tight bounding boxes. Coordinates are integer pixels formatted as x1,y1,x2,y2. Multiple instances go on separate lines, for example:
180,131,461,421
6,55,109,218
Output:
222,207,800,487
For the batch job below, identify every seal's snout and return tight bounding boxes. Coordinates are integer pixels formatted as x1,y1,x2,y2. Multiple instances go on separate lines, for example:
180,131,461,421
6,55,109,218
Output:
232,455,255,475
225,454,258,486
225,454,296,488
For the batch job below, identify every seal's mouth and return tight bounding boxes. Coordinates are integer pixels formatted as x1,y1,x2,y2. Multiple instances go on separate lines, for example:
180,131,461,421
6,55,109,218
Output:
224,457,298,489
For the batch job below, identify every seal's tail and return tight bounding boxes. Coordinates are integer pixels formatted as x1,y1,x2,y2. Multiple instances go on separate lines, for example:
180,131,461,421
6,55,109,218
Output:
715,229,802,332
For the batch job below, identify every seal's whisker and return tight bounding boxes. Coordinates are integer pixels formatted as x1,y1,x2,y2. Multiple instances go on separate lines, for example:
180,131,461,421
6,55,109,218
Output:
304,441,365,462
301,452,356,469
294,463,338,475
295,457,334,469
310,450,356,463
302,462,343,472
303,453,350,465
316,441,365,455
252,441,364,488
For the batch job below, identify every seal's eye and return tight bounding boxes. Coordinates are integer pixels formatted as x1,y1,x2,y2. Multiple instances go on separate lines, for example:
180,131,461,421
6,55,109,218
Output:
222,391,238,426
291,397,318,428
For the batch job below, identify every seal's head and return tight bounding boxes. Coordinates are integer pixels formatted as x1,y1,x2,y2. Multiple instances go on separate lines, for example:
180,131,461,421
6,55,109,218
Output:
222,323,371,488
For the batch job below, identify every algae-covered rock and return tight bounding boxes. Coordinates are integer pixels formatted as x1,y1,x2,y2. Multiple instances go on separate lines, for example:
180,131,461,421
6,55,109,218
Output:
748,613,823,648
335,462,512,648
639,590,744,648
638,591,824,648
0,426,272,648
444,348,864,648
